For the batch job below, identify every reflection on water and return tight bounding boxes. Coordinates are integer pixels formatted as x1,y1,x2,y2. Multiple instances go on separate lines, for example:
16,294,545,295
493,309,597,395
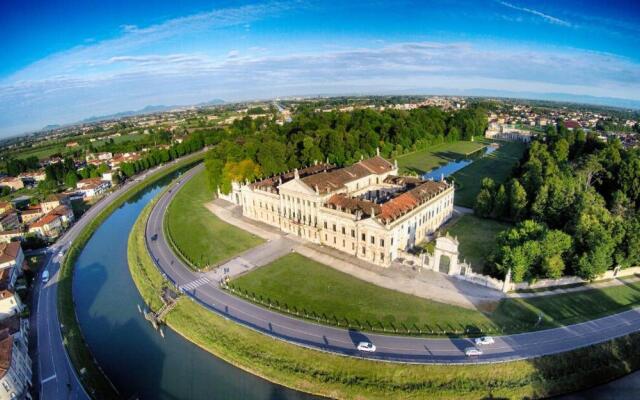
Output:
73,172,316,400
557,370,640,400
422,145,496,181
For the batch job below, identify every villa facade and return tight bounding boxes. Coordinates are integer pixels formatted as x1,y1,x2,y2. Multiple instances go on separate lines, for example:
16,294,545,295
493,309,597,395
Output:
219,153,455,267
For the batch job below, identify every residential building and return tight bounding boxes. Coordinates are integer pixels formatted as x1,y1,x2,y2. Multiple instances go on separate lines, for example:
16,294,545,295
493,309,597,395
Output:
0,317,32,400
86,152,113,163
0,231,24,245
0,214,18,233
28,214,63,240
77,178,111,198
0,243,24,291
18,207,43,225
8,198,29,211
17,171,46,186
0,291,21,322
49,205,74,227
220,154,455,267
40,194,71,213
0,179,23,192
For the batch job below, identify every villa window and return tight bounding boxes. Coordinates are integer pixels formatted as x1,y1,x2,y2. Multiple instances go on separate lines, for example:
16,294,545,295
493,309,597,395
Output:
361,246,366,255
351,229,355,238
333,237,336,244
380,253,384,261
380,239,384,247
361,233,365,241
342,226,345,235
324,221,327,229
370,236,375,244
333,224,336,232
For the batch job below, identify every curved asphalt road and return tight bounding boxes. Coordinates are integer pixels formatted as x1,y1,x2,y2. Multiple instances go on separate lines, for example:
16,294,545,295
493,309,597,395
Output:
36,153,206,399
146,164,640,364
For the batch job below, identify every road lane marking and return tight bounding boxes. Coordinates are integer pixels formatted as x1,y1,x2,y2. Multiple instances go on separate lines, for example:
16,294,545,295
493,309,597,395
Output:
41,374,57,384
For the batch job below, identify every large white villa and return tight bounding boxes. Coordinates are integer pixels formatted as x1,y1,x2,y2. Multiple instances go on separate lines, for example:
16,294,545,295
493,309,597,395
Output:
219,152,455,267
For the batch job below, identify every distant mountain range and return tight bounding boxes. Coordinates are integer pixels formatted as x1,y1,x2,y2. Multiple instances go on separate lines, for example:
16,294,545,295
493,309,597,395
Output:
77,98,225,125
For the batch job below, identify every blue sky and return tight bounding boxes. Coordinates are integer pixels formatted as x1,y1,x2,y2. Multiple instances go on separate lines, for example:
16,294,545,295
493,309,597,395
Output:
1,0,639,137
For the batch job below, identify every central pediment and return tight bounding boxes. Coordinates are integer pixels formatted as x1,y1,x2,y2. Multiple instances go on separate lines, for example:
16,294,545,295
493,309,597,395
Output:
278,178,317,195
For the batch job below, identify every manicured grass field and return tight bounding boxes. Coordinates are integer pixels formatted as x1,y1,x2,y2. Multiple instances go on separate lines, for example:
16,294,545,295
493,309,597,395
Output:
397,140,487,174
492,279,640,330
444,215,511,273
231,252,640,335
232,253,493,333
165,168,263,270
451,140,527,207
129,211,640,399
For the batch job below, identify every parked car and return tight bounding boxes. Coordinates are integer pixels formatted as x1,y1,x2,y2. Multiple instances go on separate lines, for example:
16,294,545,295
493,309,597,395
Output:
464,347,483,357
42,270,50,283
151,234,158,241
474,336,495,346
357,342,377,352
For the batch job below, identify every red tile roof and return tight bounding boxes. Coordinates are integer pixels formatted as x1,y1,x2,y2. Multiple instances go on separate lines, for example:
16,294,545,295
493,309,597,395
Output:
0,242,21,265
301,156,394,193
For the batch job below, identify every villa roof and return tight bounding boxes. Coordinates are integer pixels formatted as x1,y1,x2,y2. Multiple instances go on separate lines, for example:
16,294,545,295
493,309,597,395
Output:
379,181,449,223
250,163,335,192
301,156,394,194
325,179,450,224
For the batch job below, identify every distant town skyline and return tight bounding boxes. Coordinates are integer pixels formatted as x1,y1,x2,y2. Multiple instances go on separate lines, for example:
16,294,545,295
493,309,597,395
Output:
1,0,639,137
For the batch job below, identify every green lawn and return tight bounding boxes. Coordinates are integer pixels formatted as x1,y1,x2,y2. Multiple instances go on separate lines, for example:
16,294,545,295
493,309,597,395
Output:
231,252,640,336
232,253,497,334
165,168,263,270
451,140,527,207
397,140,487,174
492,279,640,330
444,215,512,273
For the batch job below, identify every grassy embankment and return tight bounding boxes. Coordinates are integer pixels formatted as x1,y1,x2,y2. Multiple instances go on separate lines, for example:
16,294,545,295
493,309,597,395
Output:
230,252,640,337
164,168,263,270
451,140,527,207
57,152,204,399
444,214,512,273
128,202,640,399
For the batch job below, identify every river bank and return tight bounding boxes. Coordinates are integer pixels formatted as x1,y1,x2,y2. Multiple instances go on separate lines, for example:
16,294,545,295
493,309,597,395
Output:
58,152,204,398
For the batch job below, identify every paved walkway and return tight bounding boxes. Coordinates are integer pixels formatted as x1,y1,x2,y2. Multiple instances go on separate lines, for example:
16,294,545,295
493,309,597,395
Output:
207,199,504,310
509,275,640,298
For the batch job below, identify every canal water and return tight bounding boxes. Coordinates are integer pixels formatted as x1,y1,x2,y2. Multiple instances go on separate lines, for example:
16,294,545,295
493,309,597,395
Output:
422,145,496,181
72,172,316,400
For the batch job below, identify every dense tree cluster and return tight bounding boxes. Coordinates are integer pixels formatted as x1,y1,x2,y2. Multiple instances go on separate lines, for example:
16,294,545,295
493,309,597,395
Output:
5,156,40,176
119,133,207,178
480,122,640,282
205,106,488,193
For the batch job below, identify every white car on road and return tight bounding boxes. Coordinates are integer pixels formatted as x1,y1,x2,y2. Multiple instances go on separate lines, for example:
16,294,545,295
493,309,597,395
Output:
464,347,483,357
42,270,50,283
474,336,495,346
357,342,376,352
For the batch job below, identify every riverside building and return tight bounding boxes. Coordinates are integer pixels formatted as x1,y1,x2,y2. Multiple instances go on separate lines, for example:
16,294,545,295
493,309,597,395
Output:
219,152,455,267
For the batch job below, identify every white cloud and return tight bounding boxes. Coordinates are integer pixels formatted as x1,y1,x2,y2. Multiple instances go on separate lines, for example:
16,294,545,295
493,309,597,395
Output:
1,1,639,136
497,1,571,27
